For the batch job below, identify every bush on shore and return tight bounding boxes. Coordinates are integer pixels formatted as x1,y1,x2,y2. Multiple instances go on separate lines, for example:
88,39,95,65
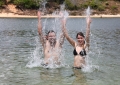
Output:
0,1,4,7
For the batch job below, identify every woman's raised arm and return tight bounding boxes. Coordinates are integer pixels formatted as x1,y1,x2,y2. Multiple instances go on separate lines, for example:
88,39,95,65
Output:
62,19,75,47
85,17,91,50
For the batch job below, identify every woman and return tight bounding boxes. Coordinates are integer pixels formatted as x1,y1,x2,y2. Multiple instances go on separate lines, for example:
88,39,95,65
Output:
62,17,91,69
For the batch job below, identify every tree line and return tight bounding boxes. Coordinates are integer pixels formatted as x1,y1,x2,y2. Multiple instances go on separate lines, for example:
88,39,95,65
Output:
0,0,120,11
0,0,64,8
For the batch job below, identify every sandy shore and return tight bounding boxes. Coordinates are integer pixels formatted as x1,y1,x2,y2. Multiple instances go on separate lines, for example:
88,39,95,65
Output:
0,13,120,18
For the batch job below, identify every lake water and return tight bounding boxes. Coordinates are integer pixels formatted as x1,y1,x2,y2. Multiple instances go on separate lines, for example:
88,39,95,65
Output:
0,17,120,85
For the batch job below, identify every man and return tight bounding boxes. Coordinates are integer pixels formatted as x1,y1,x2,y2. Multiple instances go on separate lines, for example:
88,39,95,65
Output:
37,11,65,65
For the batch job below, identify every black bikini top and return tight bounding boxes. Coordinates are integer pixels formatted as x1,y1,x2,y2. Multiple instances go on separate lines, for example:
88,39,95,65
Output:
73,48,86,56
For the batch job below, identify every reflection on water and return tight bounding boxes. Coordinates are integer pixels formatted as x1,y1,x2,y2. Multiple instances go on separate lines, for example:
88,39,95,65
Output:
72,69,87,85
0,18,120,85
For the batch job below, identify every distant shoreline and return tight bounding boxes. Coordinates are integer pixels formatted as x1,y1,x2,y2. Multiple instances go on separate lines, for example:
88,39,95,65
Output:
0,13,120,18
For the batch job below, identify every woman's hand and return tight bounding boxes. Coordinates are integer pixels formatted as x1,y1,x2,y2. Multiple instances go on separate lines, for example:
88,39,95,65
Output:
86,17,92,26
86,17,91,28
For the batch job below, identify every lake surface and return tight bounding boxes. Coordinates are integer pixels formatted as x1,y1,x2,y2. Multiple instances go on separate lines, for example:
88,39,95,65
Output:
0,17,120,85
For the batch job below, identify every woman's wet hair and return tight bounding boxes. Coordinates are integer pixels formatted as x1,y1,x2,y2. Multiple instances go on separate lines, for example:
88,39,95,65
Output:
76,32,85,38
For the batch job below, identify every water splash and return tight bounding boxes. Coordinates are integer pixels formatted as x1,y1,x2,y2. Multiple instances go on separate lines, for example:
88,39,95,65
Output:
81,6,100,73
26,36,43,68
51,3,69,40
86,6,91,18
81,54,99,73
26,3,69,69
26,36,67,68
59,4,69,20
82,64,99,73
39,0,47,15
60,3,65,11
42,18,48,35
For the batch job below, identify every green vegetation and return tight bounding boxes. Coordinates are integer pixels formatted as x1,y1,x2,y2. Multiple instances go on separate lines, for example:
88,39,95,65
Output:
65,0,80,10
111,5,117,10
13,0,41,9
65,0,74,10
49,0,64,4
79,0,105,11
0,0,106,11
64,0,106,11
0,0,120,15
0,1,4,7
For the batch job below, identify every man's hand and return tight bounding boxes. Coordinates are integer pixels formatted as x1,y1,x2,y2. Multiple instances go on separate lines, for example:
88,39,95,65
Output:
38,11,41,19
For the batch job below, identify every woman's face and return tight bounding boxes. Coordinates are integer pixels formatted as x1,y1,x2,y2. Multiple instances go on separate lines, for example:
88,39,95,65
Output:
77,35,85,45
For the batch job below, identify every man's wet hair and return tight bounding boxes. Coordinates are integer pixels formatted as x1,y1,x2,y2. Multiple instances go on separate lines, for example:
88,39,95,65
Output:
47,30,56,35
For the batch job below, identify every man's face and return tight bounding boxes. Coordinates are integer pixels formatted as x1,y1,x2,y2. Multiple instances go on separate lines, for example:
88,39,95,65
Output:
48,32,56,44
